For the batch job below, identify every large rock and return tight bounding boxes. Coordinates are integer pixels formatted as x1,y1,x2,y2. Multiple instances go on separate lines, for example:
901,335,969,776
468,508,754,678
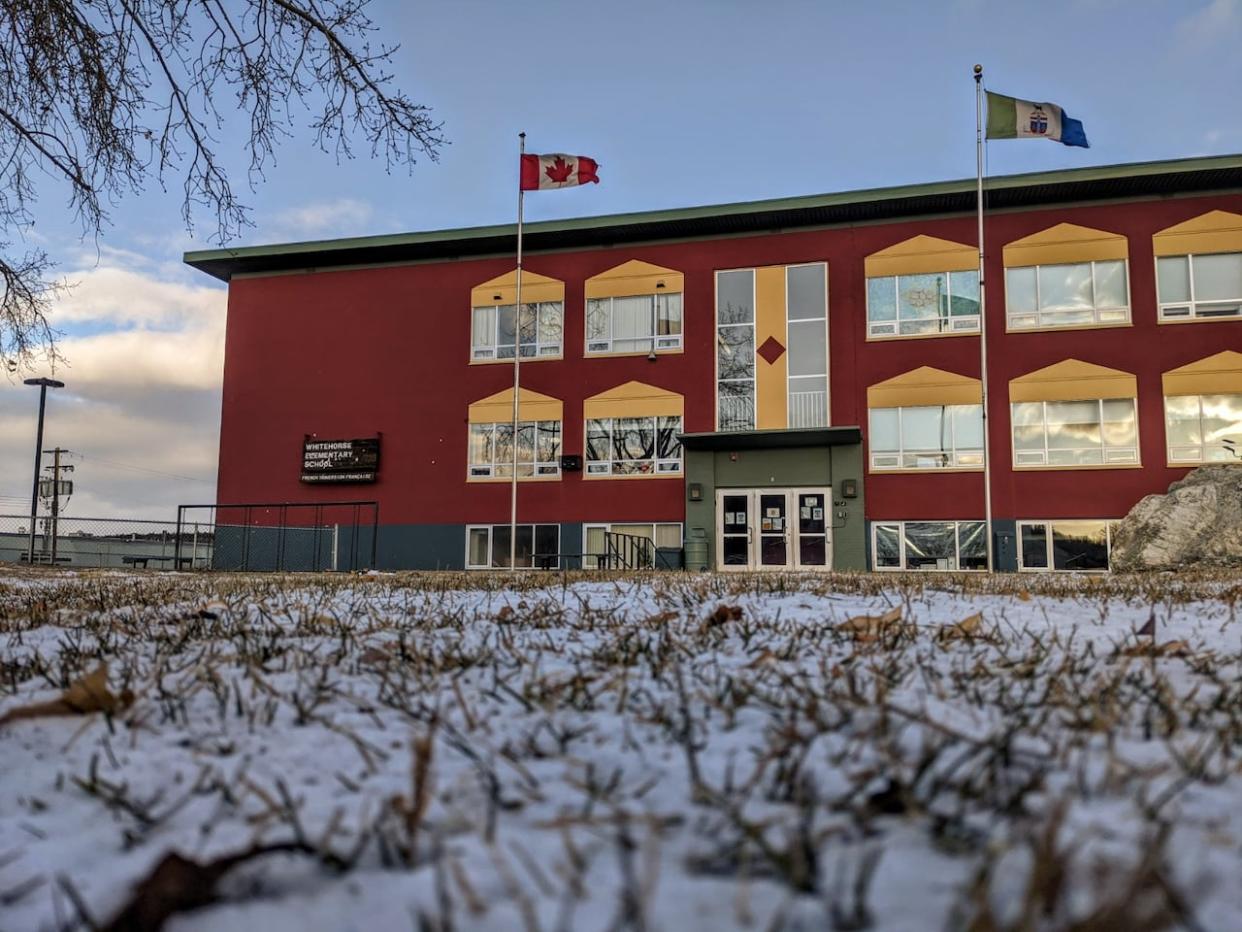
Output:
1110,465,1242,571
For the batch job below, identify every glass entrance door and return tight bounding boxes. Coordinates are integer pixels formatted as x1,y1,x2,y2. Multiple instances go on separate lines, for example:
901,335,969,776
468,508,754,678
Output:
716,488,832,571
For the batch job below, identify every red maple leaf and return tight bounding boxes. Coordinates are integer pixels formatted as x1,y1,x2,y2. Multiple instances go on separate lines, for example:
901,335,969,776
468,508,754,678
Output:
544,156,574,183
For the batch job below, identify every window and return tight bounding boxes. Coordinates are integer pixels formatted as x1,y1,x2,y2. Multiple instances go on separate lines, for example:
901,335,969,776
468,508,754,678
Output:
586,293,682,354
585,416,682,476
787,263,829,427
1157,253,1242,321
584,523,683,569
468,421,561,478
716,269,755,431
471,301,563,359
872,521,986,571
868,405,983,469
1004,260,1129,329
1018,520,1112,572
1164,394,1242,463
1010,398,1138,467
466,524,560,569
867,270,980,338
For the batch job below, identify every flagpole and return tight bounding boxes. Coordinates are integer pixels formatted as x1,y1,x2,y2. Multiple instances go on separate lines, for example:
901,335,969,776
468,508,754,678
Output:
510,132,525,572
974,64,995,572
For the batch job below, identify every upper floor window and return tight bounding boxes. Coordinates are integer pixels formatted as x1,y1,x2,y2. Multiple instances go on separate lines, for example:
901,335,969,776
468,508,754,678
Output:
586,293,683,354
1011,398,1138,467
471,302,563,360
468,420,562,478
716,268,756,431
867,270,980,338
585,416,683,476
1157,253,1242,321
868,404,983,470
1004,260,1129,330
1165,394,1242,463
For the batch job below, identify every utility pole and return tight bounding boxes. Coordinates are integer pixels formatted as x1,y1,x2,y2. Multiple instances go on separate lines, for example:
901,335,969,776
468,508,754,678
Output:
41,448,74,565
23,377,64,564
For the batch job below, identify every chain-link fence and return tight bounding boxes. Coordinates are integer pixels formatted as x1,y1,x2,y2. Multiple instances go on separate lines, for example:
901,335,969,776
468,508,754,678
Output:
0,514,213,569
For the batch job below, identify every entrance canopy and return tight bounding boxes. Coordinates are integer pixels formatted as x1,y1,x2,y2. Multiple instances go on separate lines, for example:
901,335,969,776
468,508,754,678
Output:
679,426,862,451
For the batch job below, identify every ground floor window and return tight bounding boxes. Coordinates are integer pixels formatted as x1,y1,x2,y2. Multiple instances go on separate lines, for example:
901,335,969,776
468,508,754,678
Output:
466,524,560,569
1017,519,1114,572
872,520,986,571
583,523,682,569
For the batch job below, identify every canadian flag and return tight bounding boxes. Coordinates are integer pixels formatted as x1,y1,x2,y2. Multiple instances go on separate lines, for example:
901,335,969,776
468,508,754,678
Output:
520,153,600,191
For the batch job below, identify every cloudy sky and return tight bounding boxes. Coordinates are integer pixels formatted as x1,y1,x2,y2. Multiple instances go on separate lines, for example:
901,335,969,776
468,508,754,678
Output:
2,0,1240,520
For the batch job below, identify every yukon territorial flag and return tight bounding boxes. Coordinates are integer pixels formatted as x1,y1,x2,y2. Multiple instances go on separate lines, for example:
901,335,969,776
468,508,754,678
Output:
985,91,1089,148
520,153,601,190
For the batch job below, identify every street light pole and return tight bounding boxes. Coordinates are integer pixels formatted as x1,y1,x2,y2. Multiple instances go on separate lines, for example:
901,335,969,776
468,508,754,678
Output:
23,377,64,564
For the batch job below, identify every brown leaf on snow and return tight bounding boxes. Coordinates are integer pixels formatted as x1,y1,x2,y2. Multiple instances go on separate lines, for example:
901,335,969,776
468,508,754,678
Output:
0,664,132,726
1121,640,1192,659
937,612,991,643
837,605,909,641
705,604,743,627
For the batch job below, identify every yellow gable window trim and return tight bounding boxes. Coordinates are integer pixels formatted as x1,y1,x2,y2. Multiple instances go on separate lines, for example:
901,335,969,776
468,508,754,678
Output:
1153,210,1242,257
1009,359,1136,403
864,235,978,278
470,269,565,307
585,260,684,300
1002,223,1129,268
468,387,563,424
1162,350,1242,397
866,366,982,409
583,381,684,420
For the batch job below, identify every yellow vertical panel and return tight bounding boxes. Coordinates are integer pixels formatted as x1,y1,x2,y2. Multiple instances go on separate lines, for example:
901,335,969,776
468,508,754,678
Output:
754,266,787,430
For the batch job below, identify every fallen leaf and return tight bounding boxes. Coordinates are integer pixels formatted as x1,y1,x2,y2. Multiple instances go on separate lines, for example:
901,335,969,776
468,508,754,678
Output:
937,612,989,643
838,605,909,641
1016,590,1032,602
0,664,131,726
1120,640,1191,659
705,604,743,627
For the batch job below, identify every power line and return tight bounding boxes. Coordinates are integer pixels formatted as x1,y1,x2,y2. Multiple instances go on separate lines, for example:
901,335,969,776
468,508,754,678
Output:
64,452,215,485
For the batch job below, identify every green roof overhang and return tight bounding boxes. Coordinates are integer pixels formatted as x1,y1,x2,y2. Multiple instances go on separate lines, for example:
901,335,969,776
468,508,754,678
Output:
678,427,862,451
184,153,1242,282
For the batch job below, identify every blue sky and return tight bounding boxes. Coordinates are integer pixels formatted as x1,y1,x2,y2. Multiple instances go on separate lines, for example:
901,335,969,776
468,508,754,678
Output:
2,0,1240,517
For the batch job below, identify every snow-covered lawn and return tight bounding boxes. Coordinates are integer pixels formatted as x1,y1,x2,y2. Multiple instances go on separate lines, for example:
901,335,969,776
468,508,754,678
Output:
2,569,1242,931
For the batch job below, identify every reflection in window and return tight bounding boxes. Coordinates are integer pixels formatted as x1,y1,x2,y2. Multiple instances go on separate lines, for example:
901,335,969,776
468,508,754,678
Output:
586,293,683,354
472,302,563,359
1164,393,1242,463
466,524,561,569
867,269,980,338
468,421,561,478
871,521,986,571
1011,398,1138,467
869,405,984,469
717,269,756,431
583,523,683,569
1018,520,1112,571
1004,260,1129,329
787,263,829,427
1157,252,1242,320
585,416,682,476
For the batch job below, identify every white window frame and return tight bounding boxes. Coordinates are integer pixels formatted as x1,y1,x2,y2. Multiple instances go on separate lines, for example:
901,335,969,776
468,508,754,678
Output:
870,521,987,572
1016,519,1115,573
465,523,561,570
786,262,830,428
1163,393,1242,463
715,268,757,432
1004,259,1131,330
1156,252,1242,321
583,522,684,569
584,416,683,477
585,293,683,355
1009,398,1140,468
468,420,562,479
868,405,984,470
865,270,981,339
471,301,564,360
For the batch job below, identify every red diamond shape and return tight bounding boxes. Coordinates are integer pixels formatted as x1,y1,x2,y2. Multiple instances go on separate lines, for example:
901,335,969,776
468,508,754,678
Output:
757,336,786,365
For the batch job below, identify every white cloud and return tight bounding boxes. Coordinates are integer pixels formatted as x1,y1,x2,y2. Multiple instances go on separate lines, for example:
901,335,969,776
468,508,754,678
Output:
49,265,225,329
262,197,376,242
1175,0,1241,51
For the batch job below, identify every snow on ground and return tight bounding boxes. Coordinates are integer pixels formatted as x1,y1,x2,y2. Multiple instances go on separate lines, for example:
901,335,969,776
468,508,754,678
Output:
2,569,1242,931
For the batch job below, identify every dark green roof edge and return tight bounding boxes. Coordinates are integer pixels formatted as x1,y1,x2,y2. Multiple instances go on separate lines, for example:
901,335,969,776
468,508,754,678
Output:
679,427,863,451
185,153,1242,281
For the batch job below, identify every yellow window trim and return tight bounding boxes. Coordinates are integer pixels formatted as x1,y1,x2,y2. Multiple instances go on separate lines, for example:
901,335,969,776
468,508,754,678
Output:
1002,223,1128,267
754,266,788,429
1009,359,1137,403
866,366,982,408
1153,210,1242,257
583,472,683,481
585,259,684,300
468,387,563,423
583,381,684,420
471,269,565,307
864,234,977,278
1162,350,1242,397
